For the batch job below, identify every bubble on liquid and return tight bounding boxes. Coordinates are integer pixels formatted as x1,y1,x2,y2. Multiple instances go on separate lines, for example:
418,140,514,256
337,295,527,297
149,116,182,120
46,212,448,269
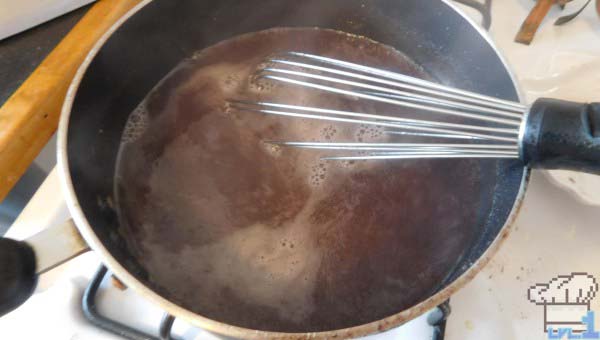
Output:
339,160,357,169
309,161,328,187
280,238,296,249
355,124,385,142
223,101,233,115
222,74,240,89
121,103,149,144
354,124,368,140
368,125,385,139
320,125,338,141
248,74,276,93
262,141,282,157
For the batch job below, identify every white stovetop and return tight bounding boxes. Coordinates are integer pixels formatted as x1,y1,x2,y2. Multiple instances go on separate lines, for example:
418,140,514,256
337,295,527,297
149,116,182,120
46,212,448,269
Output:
2,1,600,339
0,0,95,40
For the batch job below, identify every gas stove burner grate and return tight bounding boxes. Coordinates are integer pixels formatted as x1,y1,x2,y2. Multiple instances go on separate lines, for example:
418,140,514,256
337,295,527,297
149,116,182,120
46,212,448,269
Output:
81,267,450,340
82,265,178,340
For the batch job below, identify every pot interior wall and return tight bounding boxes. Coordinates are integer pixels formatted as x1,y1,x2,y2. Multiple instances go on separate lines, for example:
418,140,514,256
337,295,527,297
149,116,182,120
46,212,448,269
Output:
66,0,525,332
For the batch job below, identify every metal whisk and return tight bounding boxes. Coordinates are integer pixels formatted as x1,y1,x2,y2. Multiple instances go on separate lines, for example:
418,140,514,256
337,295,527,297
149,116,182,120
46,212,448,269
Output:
229,52,527,160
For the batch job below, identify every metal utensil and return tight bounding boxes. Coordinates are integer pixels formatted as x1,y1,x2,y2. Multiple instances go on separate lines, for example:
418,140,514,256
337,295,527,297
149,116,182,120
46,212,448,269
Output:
231,52,600,173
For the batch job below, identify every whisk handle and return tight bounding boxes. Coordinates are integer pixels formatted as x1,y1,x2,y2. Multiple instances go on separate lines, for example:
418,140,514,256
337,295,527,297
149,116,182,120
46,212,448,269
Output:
523,98,600,174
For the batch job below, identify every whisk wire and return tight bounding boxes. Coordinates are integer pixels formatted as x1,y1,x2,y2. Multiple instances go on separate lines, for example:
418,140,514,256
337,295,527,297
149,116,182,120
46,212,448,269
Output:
230,53,525,161
265,60,523,118
241,102,517,135
267,142,519,156
229,101,519,142
261,74,522,126
282,52,526,111
321,154,517,160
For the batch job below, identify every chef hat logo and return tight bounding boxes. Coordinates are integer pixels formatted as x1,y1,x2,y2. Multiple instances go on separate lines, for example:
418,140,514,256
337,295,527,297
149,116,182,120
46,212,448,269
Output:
528,273,599,306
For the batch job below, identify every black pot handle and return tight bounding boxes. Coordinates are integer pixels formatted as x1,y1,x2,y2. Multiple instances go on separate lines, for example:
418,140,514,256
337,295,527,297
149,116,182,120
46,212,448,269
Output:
522,98,600,174
0,239,37,316
0,220,89,317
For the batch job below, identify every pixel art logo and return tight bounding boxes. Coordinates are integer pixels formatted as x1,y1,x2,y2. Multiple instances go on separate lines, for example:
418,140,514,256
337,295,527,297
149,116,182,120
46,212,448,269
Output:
528,273,599,339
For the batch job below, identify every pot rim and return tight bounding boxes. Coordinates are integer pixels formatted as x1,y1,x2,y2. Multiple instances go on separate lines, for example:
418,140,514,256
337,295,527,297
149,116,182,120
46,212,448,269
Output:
56,0,531,338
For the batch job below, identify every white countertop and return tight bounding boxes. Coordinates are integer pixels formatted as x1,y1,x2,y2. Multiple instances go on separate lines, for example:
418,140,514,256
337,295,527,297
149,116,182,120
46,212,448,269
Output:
0,0,95,40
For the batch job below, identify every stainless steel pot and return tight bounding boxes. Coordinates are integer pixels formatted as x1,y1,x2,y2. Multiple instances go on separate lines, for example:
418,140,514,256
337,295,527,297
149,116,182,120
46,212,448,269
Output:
0,0,533,338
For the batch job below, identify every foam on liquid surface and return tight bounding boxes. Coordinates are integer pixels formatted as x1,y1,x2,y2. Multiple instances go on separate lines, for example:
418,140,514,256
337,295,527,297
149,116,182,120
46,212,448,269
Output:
115,27,488,333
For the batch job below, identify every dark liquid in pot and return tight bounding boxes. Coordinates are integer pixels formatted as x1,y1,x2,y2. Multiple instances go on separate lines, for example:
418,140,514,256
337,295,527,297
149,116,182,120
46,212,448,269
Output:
115,28,484,332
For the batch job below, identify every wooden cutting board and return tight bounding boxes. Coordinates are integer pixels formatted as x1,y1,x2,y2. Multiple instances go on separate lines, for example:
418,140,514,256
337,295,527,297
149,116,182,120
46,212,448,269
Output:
0,0,141,202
